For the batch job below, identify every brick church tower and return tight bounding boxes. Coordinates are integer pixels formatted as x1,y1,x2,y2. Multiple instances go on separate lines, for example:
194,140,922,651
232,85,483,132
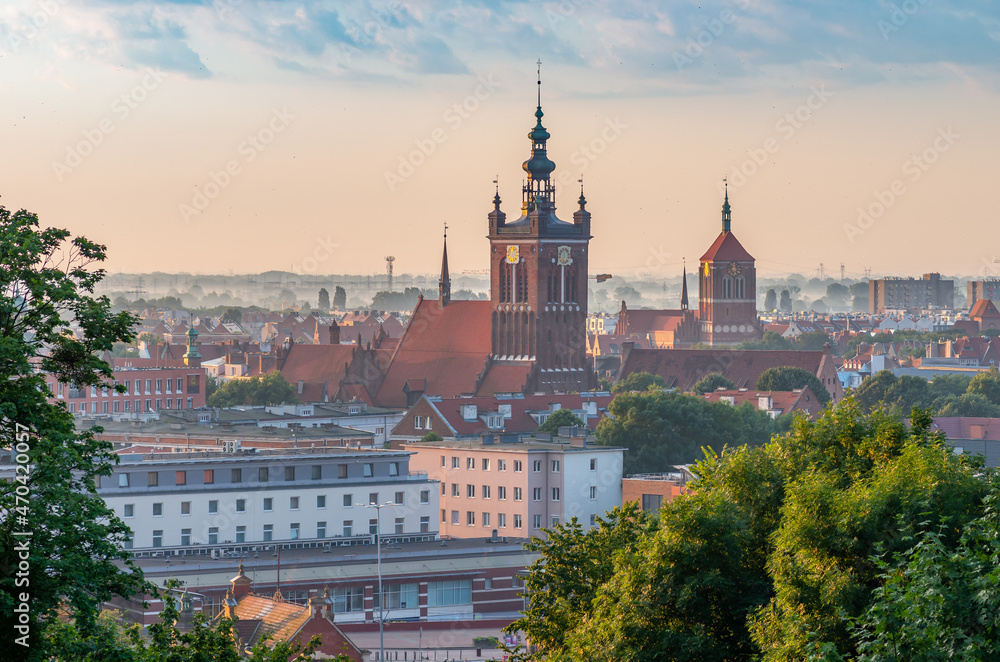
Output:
698,186,759,345
487,70,592,393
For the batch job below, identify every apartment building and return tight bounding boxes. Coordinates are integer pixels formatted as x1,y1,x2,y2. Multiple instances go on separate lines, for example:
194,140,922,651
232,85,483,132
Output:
43,363,206,418
405,439,623,539
97,448,440,551
868,273,954,314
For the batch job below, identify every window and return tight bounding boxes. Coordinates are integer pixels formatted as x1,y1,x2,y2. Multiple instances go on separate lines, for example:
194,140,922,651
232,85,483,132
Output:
533,514,542,529
123,504,134,518
155,379,162,393
153,503,163,517
514,515,522,529
641,494,663,512
420,490,430,504
236,499,246,513
285,466,295,481
180,501,190,515
482,512,491,527
533,460,542,472
441,509,447,523
118,473,130,488
514,487,522,501
420,516,430,533
263,524,273,541
232,468,242,483
395,517,404,534
482,458,490,471
152,530,163,548
208,500,218,514
482,485,491,499
467,484,475,498
317,521,326,538
368,492,378,506
441,455,446,467
589,486,597,500
263,498,273,512
413,415,423,428
452,483,460,497
333,587,364,613
395,491,404,505
551,515,560,527
552,487,560,501
514,460,522,472
317,495,326,509
363,463,373,477
389,462,399,476
451,510,459,525
208,527,219,544
144,379,151,395
498,486,506,500
485,578,492,589
342,520,353,537
590,514,597,526
147,471,158,487
290,496,300,510
590,458,597,471
175,471,187,485
289,523,299,540
442,483,446,495
467,457,475,470
551,460,560,472
369,519,378,534
181,529,191,546
236,525,246,543
467,511,475,525
259,467,269,482
498,513,507,528
533,488,542,501
498,459,507,471
451,457,459,469
176,378,183,392
203,470,214,484
428,579,472,607
338,464,348,479
311,465,322,480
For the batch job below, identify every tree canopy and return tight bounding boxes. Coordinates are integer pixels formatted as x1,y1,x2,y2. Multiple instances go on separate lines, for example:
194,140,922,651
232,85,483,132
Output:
206,372,298,408
756,366,831,405
538,408,586,433
611,371,667,393
690,372,736,394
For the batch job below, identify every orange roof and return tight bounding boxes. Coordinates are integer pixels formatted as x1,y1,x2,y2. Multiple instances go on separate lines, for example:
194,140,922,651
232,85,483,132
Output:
233,595,311,643
476,363,532,396
376,298,491,407
279,344,356,385
970,299,1000,319
699,230,755,262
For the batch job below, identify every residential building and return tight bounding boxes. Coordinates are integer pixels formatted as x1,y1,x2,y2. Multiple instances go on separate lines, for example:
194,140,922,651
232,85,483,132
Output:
931,417,1000,467
43,363,206,419
869,273,954,314
967,279,1000,308
700,387,825,419
623,468,694,512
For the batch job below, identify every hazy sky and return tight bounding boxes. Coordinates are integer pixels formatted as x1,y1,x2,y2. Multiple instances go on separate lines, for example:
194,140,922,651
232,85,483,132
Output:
2,0,999,280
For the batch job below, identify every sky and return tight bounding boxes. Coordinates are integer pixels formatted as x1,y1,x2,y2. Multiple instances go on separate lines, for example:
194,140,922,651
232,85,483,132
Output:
2,0,1000,281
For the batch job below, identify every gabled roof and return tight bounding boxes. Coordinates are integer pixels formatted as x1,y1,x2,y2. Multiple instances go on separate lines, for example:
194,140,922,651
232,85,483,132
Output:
279,344,356,385
932,417,1000,441
701,387,822,418
699,230,755,262
233,595,311,645
376,298,492,407
970,299,1000,319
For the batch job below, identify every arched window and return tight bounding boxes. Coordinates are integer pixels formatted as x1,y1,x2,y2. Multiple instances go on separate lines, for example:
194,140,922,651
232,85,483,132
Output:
723,277,733,299
736,277,745,299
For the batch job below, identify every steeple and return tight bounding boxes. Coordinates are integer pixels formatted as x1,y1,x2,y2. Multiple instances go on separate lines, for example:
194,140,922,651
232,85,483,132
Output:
680,260,689,310
182,326,201,367
438,223,451,308
721,179,732,233
522,59,556,212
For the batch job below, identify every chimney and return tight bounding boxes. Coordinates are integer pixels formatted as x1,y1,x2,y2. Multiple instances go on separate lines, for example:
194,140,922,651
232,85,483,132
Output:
230,563,252,600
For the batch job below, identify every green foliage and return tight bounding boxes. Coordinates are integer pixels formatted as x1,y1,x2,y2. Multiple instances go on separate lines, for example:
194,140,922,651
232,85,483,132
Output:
851,370,1000,418
596,389,779,474
206,372,298,408
370,287,422,311
318,287,330,310
611,370,667,393
538,408,586,433
0,206,152,660
419,431,443,442
690,372,736,394
764,288,777,311
756,366,831,405
967,366,1000,405
220,307,242,324
739,330,793,351
333,285,346,309
205,374,220,401
779,289,792,313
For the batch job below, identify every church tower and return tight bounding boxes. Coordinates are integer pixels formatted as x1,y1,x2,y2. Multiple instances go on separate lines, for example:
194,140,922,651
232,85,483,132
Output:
487,65,592,393
698,186,759,345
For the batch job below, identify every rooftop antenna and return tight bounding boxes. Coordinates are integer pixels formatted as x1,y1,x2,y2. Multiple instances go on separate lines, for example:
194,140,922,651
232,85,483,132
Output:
537,58,542,106
385,256,395,293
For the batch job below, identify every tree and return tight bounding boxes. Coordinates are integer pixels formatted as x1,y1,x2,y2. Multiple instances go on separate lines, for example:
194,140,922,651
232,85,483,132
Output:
0,205,151,660
137,331,163,348
779,289,792,313
825,282,850,307
333,285,346,309
795,330,832,350
764,289,777,311
220,307,242,324
967,367,1000,405
611,371,666,393
420,431,443,442
538,408,586,433
207,372,298,408
691,373,736,394
755,366,830,405
318,287,330,310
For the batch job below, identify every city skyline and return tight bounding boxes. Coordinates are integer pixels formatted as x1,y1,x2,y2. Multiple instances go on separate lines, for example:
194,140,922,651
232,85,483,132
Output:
2,0,998,278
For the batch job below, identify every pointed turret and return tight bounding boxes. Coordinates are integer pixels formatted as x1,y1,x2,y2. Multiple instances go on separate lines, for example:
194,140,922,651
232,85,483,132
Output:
572,178,591,233
722,180,732,233
438,225,451,308
680,261,689,310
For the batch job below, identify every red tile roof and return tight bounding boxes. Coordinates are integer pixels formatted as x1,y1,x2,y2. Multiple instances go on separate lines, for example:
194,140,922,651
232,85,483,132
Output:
279,344,356,385
376,298,492,407
233,595,311,643
701,387,822,418
932,417,1000,441
476,363,532,396
699,230,755,262
970,299,1000,319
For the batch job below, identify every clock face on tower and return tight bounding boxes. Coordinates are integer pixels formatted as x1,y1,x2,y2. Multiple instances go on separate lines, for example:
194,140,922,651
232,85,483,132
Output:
728,262,742,277
506,246,519,264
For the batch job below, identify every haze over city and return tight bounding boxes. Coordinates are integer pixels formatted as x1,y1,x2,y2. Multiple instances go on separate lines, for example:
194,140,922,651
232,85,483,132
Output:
2,0,998,277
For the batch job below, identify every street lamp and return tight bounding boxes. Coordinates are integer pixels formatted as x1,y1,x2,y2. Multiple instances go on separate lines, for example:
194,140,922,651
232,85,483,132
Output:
365,500,396,662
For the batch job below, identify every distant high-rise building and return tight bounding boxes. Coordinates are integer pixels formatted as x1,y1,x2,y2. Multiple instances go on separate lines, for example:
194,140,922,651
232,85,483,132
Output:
869,273,954,314
967,279,1000,309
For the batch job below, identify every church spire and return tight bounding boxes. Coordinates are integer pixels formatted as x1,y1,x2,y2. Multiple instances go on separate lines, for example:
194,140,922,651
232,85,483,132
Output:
438,223,450,308
523,59,556,203
680,260,689,310
721,179,732,233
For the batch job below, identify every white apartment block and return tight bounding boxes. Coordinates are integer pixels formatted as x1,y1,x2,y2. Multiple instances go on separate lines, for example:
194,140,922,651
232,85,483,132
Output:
405,440,623,539
98,448,440,553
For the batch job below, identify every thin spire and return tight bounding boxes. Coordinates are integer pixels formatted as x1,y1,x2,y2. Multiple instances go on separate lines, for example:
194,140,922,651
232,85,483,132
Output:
721,177,732,233
439,223,451,308
537,58,542,107
680,259,689,310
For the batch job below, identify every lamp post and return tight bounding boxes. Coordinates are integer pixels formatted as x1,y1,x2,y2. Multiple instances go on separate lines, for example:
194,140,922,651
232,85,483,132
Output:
365,500,396,661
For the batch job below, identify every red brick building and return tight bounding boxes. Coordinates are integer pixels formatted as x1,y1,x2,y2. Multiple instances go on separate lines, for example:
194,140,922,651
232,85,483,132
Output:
44,361,206,417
